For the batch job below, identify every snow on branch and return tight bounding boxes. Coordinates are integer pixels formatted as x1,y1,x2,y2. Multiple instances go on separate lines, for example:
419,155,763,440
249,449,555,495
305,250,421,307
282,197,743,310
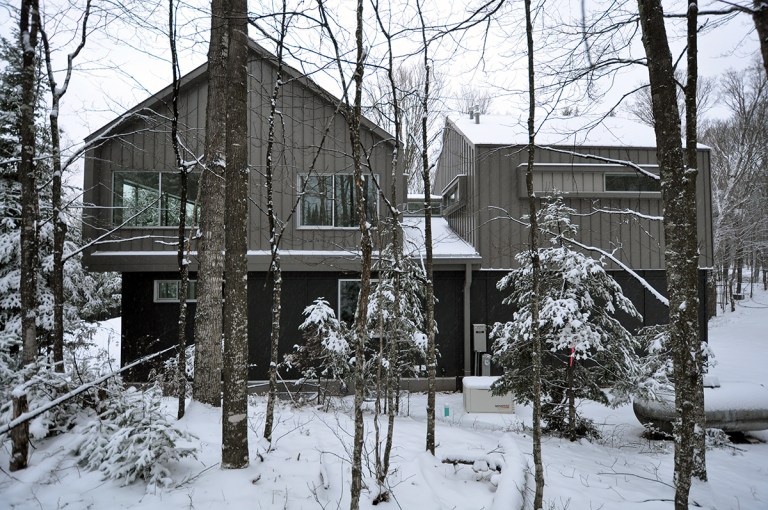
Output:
591,207,663,221
62,197,161,263
563,235,669,306
537,145,660,181
0,345,177,437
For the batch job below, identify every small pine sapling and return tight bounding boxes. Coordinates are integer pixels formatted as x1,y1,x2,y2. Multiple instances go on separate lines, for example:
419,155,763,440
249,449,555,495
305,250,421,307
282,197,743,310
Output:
285,298,351,402
73,381,197,490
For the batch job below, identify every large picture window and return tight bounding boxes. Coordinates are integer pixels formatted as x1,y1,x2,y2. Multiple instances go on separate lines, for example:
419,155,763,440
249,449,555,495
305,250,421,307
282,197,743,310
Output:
113,171,200,226
604,173,660,192
299,174,378,228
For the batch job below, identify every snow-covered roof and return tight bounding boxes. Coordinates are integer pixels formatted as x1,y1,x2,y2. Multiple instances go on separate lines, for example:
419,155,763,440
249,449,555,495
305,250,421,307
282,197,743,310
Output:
407,193,441,201
402,217,480,261
447,112,703,149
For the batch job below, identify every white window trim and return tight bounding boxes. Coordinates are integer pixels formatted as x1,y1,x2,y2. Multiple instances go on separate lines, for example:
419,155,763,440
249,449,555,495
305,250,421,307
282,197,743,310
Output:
297,174,380,230
153,279,198,303
112,171,200,229
338,278,379,324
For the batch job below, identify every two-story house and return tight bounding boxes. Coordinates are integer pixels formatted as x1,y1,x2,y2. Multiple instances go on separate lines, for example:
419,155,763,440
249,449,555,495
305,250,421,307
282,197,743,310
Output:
82,42,714,386
434,111,714,377
82,41,480,384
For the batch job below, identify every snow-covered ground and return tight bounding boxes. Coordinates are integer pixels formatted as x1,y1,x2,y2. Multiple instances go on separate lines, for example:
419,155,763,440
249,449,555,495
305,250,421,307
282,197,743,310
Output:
2,289,768,509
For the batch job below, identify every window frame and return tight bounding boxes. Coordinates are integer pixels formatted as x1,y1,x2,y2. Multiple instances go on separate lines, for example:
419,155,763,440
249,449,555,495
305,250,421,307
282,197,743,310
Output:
153,279,198,303
338,278,379,326
603,172,661,193
112,170,200,228
297,173,379,229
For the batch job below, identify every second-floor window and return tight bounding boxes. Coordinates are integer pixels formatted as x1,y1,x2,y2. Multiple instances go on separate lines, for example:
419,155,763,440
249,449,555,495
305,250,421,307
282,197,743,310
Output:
604,173,660,192
113,171,200,227
299,174,378,228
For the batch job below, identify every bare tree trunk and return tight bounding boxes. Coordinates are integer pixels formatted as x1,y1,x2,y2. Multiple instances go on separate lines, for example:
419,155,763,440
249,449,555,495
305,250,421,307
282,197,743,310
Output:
38,1,91,374
754,1,768,78
524,1,545,506
12,0,41,473
193,0,227,407
168,0,189,421
567,362,576,442
221,0,249,469
637,1,702,508
684,1,707,480
263,3,288,443
371,1,403,488
350,0,371,507
414,0,437,456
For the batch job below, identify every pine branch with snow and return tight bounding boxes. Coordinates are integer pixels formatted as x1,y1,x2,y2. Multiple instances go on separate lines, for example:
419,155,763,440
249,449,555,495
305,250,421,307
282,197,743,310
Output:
73,382,197,490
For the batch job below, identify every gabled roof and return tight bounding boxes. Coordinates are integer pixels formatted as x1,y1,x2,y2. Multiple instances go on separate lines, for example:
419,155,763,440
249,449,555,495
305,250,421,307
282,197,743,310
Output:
85,39,393,144
446,112,704,149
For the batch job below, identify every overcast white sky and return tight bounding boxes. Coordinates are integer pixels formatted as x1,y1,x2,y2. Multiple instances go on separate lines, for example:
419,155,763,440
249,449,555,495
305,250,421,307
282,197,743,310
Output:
0,0,761,187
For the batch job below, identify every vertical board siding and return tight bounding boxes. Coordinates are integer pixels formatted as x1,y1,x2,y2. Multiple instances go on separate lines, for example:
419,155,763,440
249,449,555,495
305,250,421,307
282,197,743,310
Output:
434,141,707,271
83,51,396,269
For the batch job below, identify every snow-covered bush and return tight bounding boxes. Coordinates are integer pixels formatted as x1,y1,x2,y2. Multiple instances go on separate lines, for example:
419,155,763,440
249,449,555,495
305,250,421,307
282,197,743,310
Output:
366,248,430,382
73,382,197,490
0,356,82,440
285,298,351,398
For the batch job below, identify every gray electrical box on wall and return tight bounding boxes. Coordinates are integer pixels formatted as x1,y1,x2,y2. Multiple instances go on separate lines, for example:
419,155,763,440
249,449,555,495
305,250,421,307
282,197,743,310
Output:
473,324,487,352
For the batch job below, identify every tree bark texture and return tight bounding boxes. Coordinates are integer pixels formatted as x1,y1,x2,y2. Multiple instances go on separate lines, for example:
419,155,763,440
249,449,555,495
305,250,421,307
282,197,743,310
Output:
754,1,768,78
193,0,227,407
221,0,249,469
637,1,702,508
13,0,40,473
263,6,287,442
415,0,437,457
524,0,545,507
685,0,707,481
350,0,370,507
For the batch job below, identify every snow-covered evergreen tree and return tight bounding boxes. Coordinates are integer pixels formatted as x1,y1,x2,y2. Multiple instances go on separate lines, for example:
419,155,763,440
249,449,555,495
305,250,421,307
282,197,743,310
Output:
492,195,642,440
1,31,121,449
0,32,120,370
74,381,197,490
367,244,429,383
285,298,351,399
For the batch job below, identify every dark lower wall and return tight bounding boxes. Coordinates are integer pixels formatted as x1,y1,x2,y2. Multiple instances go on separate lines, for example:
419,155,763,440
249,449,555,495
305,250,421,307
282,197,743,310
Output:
122,271,197,381
121,270,467,381
121,268,708,382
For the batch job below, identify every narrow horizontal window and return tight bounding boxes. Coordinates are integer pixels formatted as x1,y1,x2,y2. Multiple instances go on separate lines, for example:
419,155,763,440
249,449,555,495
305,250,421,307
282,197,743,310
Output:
154,280,197,303
604,173,660,192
